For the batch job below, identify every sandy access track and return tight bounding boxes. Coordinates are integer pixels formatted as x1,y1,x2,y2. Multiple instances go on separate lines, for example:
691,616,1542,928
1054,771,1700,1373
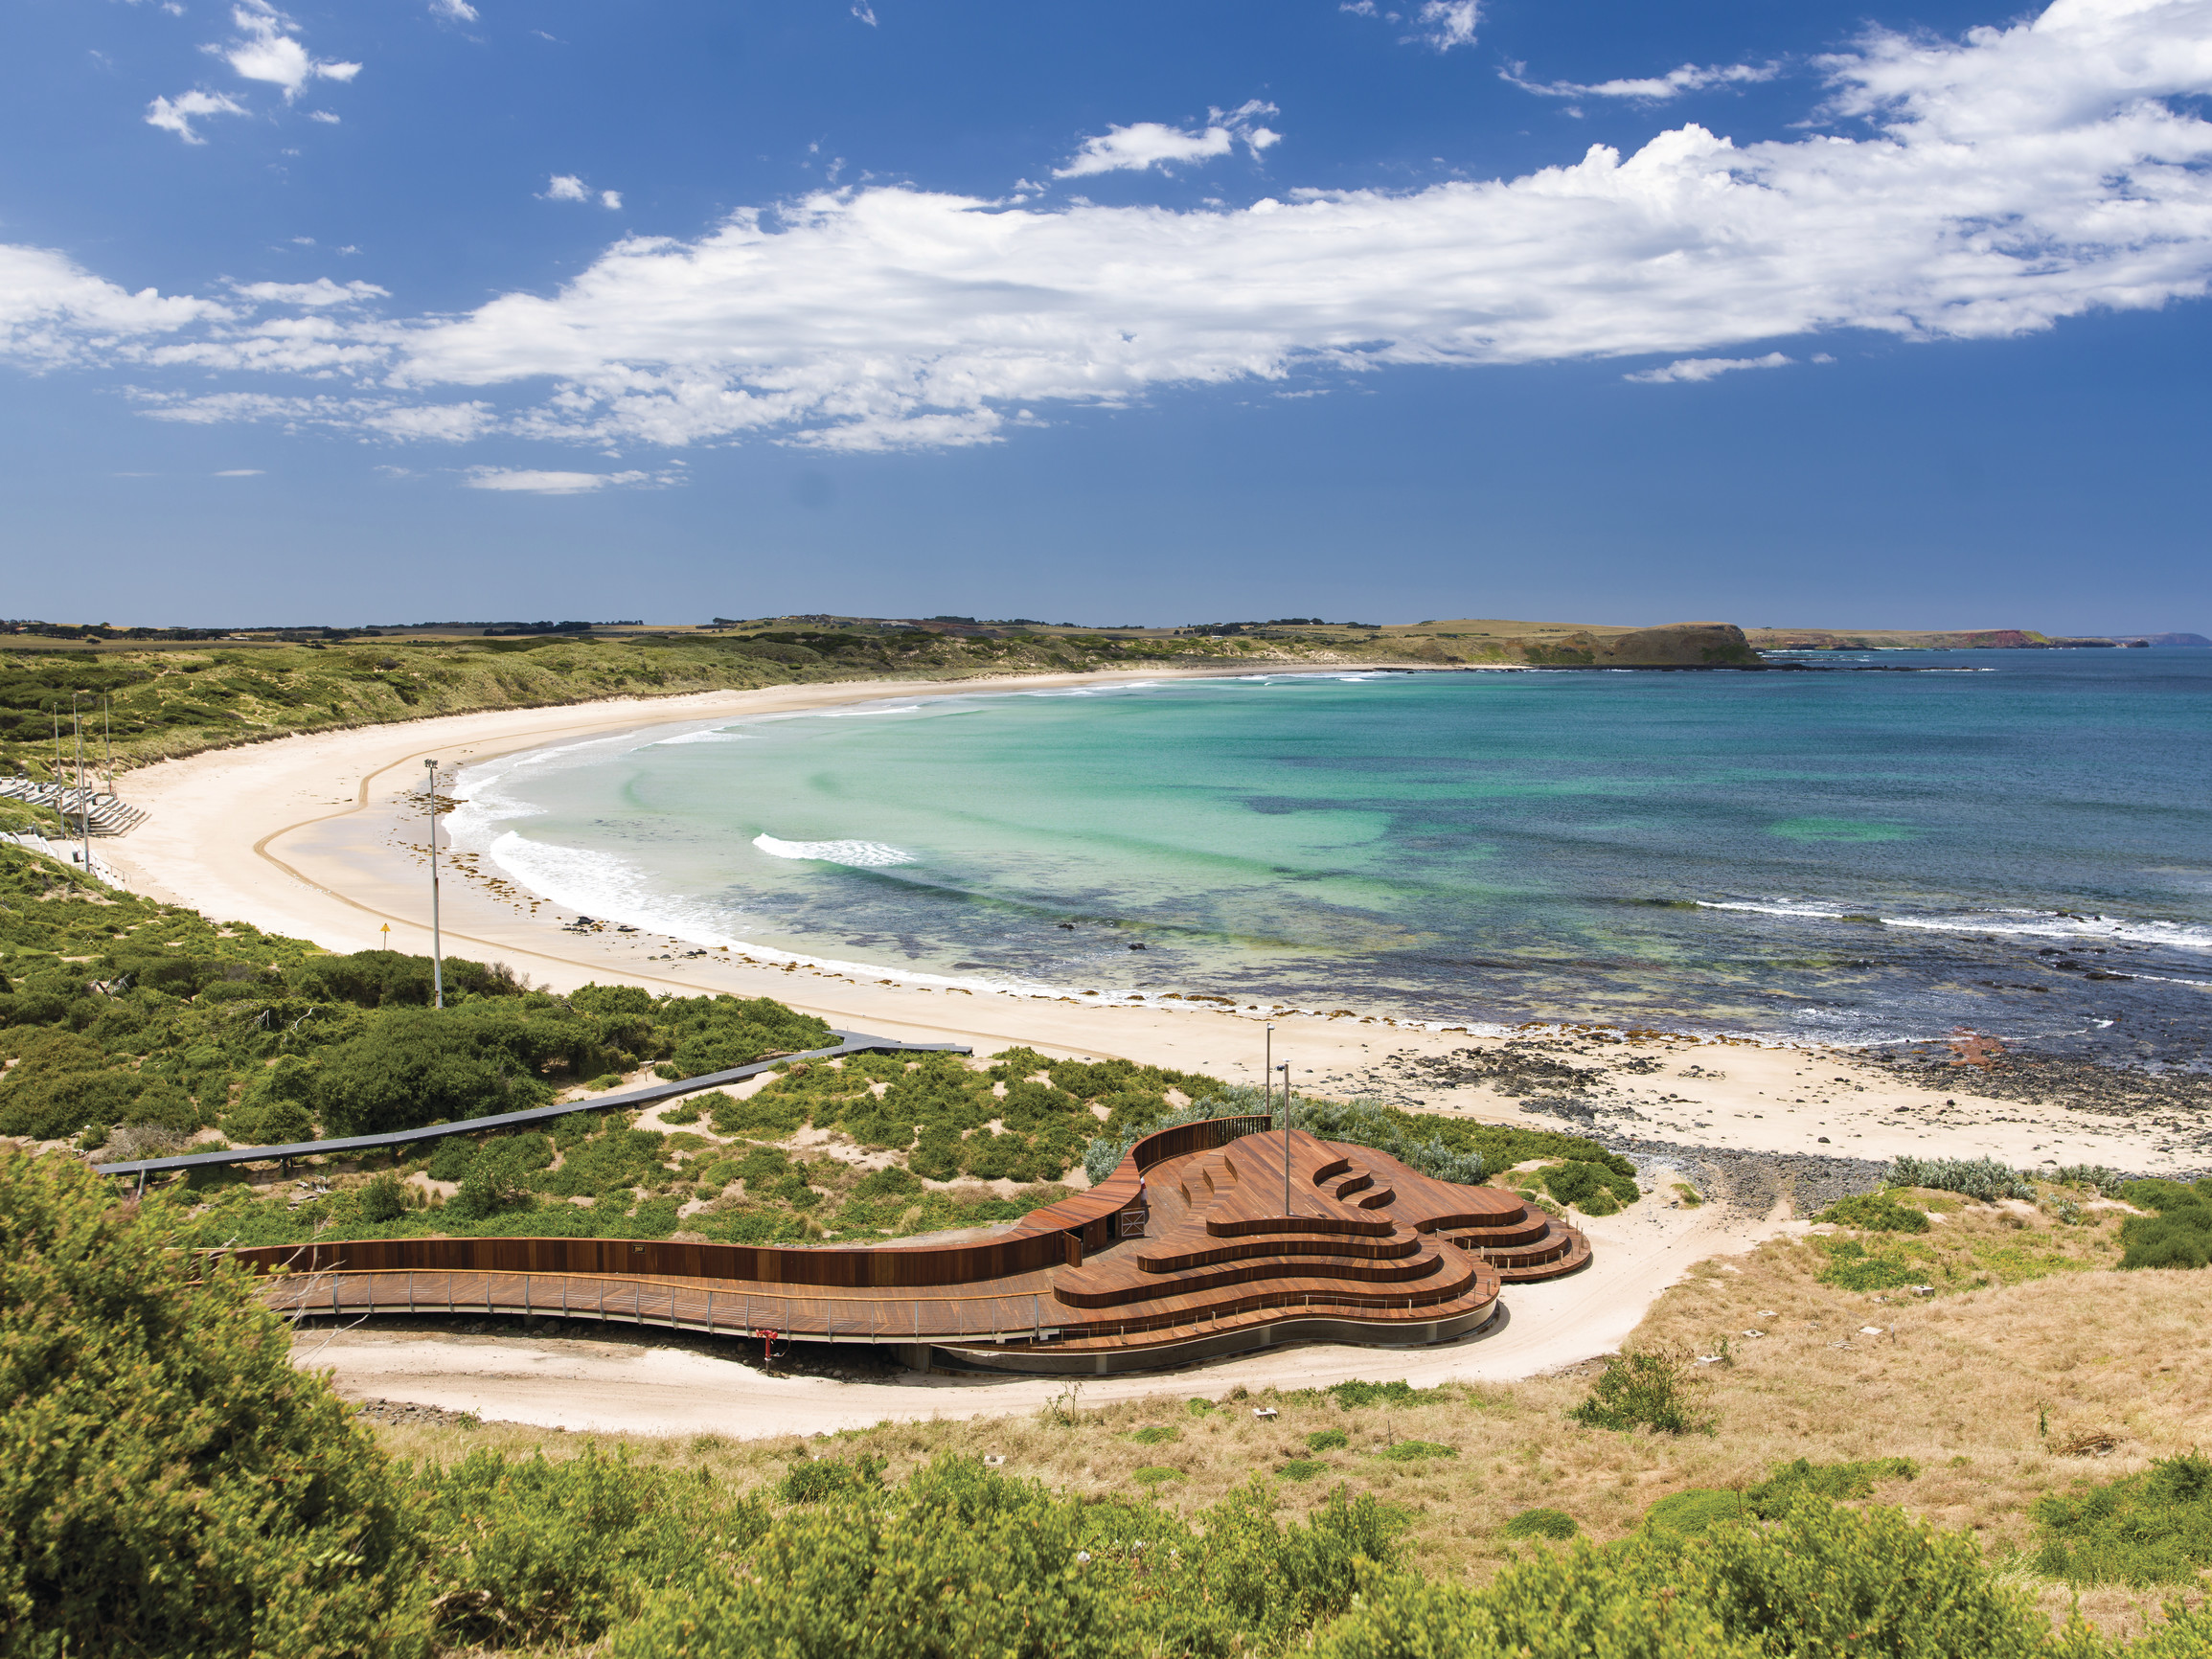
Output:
79,669,2201,1432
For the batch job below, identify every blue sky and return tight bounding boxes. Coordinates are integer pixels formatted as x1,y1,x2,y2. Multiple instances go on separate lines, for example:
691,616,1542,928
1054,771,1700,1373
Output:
3,0,2208,631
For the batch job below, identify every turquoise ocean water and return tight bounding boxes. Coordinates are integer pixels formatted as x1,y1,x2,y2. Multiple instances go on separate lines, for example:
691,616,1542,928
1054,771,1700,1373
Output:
451,650,2212,1059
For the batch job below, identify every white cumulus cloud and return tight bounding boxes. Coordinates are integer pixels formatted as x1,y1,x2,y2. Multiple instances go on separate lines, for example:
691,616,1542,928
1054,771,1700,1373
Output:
1624,351,1794,383
214,2,360,102
1414,2,1479,50
465,466,651,492
431,0,479,21
16,0,2212,458
1344,1,1480,50
1505,60,1781,101
543,175,622,206
1055,101,1281,177
145,89,249,144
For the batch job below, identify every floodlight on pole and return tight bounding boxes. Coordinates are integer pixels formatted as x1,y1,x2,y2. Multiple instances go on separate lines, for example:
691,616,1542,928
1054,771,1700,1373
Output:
71,692,90,878
424,758,444,1010
1264,1021,1279,1214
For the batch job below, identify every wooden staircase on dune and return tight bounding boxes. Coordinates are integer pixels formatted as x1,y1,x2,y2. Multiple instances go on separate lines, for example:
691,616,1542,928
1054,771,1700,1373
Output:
1025,1128,1590,1359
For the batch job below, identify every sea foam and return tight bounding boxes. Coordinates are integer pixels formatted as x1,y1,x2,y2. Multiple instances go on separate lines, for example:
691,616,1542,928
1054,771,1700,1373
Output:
752,833,917,868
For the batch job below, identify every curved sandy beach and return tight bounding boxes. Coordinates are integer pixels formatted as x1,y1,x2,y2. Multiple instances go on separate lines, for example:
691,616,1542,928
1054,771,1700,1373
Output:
85,670,2203,1431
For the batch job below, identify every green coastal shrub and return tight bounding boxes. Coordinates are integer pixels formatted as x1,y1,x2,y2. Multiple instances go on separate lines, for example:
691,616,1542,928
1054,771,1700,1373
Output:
1640,1489,1751,1539
1311,1496,2119,1659
2035,1452,2212,1586
1375,1441,1457,1464
611,1462,1403,1659
1886,1155,2034,1202
1500,1507,1580,1541
1816,1238,1931,1291
2116,1180,2212,1271
1819,1192,1932,1232
1568,1350,1715,1436
779,1454,887,1504
413,1447,762,1649
0,1151,425,1657
1540,1159,1641,1215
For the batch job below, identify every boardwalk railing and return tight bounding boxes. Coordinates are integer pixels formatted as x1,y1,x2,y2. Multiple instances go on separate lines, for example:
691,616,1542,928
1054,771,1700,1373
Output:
95,1030,971,1182
262,1266,1485,1347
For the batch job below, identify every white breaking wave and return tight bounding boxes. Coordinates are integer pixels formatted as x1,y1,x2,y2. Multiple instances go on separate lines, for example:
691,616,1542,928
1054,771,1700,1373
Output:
1697,899,1857,920
650,728,750,745
1696,898,2212,952
484,830,741,946
1878,910,2212,952
752,833,917,868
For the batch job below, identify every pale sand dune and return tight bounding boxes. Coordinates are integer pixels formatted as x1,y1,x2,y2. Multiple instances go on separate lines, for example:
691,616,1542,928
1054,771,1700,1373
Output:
91,671,2196,1430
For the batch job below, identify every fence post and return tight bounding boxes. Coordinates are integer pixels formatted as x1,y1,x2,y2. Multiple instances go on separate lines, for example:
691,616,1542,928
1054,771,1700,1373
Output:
708,1289,715,1330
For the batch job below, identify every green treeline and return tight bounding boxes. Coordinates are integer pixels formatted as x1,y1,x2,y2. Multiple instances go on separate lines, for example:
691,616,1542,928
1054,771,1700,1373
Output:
9,1153,2211,1658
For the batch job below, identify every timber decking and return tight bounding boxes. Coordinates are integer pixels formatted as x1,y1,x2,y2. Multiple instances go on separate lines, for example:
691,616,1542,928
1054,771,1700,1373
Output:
237,1125,1591,1370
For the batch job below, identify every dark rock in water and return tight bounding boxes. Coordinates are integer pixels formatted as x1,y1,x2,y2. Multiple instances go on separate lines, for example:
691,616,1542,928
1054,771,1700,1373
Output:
1129,942,1147,950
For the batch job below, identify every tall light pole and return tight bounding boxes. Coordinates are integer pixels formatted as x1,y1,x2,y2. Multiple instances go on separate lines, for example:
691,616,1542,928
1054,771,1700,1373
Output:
71,692,90,877
424,758,444,1009
1264,1021,1279,1213
1279,1062,1293,1216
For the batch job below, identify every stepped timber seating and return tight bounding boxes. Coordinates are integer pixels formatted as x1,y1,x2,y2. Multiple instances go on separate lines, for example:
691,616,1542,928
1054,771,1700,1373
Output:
0,776,148,836
228,1122,1591,1375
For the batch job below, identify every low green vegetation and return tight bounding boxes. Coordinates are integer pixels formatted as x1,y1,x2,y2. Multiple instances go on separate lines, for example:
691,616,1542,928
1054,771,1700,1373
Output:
1818,1191,1932,1232
1535,1157,1643,1216
1312,1494,2211,1658
2115,1179,2212,1271
2033,1452,2212,1587
1,1153,425,1656
1374,1440,1458,1464
0,847,829,1156
1567,1350,1716,1437
1499,1508,1580,1541
1887,1154,2037,1202
1081,1088,1634,1192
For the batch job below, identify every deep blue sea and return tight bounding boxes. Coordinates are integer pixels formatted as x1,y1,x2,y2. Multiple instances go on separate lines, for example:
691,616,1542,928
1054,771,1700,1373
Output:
453,648,2212,1059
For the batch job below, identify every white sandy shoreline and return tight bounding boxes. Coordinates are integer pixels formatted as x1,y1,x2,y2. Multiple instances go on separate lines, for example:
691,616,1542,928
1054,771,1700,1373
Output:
97,666,2197,1176
78,667,2205,1431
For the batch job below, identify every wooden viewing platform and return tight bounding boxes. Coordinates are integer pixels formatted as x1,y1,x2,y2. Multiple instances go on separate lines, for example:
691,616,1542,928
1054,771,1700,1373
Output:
238,1120,1591,1375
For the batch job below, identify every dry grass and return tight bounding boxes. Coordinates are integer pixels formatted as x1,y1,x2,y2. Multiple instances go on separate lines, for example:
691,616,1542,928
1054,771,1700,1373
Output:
365,1195,2212,1643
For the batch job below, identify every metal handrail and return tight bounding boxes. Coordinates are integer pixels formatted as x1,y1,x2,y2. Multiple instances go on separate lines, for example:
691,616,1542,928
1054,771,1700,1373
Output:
93,1029,970,1178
